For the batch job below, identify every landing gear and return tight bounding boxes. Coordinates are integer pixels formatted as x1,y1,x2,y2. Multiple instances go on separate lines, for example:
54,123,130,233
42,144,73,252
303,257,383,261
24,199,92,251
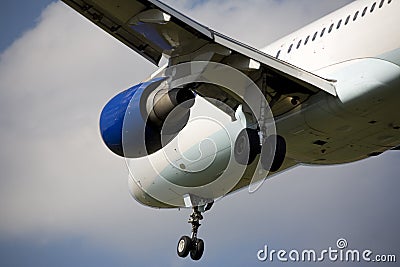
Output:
177,205,211,261
234,128,287,172
261,134,286,172
234,128,261,165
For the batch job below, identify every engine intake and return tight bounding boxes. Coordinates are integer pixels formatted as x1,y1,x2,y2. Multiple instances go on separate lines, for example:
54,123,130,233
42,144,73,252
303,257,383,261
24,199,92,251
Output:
99,77,195,158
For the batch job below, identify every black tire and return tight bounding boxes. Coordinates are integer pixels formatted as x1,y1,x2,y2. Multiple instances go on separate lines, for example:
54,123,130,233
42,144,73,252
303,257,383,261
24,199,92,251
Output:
190,238,204,261
177,236,192,258
261,135,286,172
234,128,261,165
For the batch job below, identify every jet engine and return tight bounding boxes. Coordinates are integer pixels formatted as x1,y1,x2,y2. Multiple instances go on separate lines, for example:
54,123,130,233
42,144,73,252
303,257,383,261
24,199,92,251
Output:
99,77,195,158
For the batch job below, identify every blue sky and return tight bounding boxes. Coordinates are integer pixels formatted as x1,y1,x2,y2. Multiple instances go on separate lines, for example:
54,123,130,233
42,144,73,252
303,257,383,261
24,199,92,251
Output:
0,1,399,266
0,0,54,51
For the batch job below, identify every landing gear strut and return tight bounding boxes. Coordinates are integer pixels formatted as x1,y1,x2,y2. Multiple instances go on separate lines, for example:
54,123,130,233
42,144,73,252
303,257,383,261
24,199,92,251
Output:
177,203,212,261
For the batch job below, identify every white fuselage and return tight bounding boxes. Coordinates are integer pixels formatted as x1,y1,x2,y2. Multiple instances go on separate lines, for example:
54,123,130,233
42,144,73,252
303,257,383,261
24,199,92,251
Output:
263,0,400,71
129,0,400,208
261,0,400,166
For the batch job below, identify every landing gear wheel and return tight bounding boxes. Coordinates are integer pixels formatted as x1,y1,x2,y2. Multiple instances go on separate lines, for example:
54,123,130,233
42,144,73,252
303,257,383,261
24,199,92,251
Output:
177,235,192,258
261,134,286,172
177,206,208,260
190,238,204,261
234,128,261,165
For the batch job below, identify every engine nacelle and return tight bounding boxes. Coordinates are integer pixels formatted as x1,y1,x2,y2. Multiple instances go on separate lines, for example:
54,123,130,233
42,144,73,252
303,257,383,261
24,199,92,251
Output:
99,77,195,158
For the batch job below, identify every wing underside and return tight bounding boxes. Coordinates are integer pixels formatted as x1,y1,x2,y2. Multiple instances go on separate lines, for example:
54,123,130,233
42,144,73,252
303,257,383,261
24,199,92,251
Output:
62,0,337,118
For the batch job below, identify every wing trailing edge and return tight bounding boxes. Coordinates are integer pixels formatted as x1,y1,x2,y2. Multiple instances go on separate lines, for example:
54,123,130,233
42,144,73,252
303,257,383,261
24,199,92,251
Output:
61,0,337,115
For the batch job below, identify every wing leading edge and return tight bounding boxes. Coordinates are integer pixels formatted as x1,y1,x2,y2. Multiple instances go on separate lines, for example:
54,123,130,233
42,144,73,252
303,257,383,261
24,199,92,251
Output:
61,0,337,114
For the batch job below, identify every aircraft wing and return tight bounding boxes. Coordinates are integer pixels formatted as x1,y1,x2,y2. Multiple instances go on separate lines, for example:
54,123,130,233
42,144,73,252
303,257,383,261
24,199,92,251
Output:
62,0,337,116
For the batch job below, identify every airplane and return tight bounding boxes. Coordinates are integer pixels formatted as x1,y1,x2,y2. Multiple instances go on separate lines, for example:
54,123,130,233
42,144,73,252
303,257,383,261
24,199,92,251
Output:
61,0,400,261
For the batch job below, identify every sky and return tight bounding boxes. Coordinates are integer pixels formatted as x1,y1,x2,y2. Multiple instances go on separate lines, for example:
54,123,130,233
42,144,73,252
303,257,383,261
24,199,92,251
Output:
0,0,399,266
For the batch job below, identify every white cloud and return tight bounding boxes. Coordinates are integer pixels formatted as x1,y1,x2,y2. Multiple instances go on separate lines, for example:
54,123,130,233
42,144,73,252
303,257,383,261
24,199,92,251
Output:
0,1,156,237
163,0,353,47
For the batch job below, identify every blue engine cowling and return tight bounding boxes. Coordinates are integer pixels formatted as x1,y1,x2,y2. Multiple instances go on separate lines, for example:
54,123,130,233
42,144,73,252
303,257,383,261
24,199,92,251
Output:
99,77,195,158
